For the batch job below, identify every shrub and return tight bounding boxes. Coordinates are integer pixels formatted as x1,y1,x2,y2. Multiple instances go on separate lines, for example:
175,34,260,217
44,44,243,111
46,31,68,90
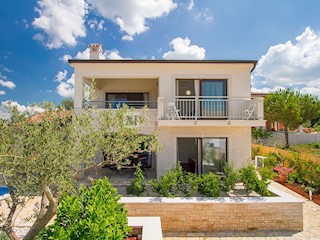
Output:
239,165,270,196
127,164,145,196
251,145,261,160
221,164,239,192
149,163,186,197
37,177,131,240
259,167,275,180
198,173,221,197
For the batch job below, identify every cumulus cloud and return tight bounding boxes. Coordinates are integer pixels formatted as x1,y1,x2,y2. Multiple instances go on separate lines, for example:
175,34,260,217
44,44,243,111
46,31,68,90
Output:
60,54,72,62
88,0,177,40
253,27,320,96
163,37,205,60
0,101,45,119
88,19,106,31
55,71,74,98
74,47,130,60
0,79,16,89
0,90,5,95
32,0,88,49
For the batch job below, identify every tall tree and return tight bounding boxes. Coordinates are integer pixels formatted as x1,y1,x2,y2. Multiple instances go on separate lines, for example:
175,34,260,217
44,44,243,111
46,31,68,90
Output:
264,89,320,147
58,97,74,110
0,105,160,239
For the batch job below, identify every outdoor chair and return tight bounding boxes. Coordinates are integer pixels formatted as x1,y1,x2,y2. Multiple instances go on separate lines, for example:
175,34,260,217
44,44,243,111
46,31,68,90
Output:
243,103,256,120
166,102,180,120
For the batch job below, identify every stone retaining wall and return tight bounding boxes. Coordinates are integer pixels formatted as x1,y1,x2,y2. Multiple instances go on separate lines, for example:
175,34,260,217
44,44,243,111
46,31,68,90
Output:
122,186,303,232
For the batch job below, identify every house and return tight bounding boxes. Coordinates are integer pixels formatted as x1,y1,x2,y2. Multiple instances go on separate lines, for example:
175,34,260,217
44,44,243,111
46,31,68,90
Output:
69,44,265,177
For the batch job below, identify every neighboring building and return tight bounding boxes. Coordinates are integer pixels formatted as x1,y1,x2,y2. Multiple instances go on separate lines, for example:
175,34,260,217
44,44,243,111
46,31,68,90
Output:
251,92,285,132
69,44,265,177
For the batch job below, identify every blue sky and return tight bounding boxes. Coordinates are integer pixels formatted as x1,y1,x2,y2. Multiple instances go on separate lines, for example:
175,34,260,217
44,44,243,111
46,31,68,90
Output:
1,0,320,112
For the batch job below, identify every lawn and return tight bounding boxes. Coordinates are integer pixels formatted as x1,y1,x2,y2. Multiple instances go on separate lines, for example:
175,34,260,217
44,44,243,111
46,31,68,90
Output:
289,143,320,156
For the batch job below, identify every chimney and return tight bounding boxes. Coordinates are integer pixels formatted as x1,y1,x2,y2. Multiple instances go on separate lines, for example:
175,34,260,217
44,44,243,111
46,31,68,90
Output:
89,43,103,60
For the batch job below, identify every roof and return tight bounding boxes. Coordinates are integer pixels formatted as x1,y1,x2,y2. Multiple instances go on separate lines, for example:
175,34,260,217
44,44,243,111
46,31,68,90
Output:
69,59,258,72
68,59,257,64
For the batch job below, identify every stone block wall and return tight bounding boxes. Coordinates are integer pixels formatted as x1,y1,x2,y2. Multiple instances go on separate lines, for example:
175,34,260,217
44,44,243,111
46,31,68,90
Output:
122,189,303,232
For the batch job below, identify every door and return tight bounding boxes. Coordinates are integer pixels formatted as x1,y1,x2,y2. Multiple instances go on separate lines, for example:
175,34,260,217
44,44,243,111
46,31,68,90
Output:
201,138,227,174
201,80,227,118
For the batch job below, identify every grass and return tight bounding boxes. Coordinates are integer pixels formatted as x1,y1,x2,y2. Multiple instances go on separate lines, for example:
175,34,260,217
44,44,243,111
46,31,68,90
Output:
289,143,320,156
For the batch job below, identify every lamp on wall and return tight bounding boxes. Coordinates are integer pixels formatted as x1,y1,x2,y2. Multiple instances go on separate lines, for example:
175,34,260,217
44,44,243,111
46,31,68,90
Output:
186,90,191,96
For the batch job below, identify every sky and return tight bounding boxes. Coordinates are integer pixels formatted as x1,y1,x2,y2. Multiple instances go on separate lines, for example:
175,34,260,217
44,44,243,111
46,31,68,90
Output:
1,0,320,114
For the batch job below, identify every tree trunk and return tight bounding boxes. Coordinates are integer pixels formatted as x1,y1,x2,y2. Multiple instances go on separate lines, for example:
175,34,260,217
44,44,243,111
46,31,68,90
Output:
23,187,59,240
1,188,20,240
284,127,289,148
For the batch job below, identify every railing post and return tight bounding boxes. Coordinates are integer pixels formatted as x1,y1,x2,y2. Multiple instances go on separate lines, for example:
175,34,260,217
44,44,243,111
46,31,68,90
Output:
195,96,199,120
257,97,264,120
158,97,165,120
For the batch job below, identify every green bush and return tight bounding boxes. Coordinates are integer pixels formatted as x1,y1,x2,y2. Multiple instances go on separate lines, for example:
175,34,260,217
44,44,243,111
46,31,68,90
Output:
127,164,145,196
37,177,131,240
221,164,239,192
198,173,221,197
0,231,10,240
149,163,186,197
259,167,275,180
239,165,270,196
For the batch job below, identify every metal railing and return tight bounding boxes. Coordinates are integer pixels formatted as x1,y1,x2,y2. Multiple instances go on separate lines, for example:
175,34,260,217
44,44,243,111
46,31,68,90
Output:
83,101,157,109
163,96,263,120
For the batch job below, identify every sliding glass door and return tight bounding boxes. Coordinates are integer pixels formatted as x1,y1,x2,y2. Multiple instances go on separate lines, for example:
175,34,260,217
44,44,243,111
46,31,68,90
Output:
177,137,227,174
201,80,227,118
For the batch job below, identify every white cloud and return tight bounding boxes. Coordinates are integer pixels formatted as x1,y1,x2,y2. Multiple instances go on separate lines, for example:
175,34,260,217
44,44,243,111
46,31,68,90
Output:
0,90,5,95
122,35,134,41
253,27,320,96
55,71,75,98
187,0,194,11
194,8,213,22
54,70,68,82
32,0,88,49
163,37,205,60
60,54,72,62
88,19,106,31
0,79,16,89
74,47,130,60
0,101,45,119
88,0,177,40
105,50,131,60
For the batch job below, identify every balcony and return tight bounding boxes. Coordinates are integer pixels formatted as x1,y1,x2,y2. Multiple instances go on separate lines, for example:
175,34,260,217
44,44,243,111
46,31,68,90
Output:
157,96,265,127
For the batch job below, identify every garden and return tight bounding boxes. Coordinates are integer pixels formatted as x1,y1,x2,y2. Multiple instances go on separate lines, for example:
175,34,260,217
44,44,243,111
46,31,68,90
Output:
253,144,320,206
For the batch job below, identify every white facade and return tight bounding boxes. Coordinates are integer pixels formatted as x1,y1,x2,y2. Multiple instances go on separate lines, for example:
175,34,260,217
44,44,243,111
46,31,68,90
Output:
70,58,265,177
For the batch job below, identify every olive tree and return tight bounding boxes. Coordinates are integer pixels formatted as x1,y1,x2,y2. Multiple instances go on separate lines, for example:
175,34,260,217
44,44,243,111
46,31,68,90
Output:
264,89,320,147
0,105,160,240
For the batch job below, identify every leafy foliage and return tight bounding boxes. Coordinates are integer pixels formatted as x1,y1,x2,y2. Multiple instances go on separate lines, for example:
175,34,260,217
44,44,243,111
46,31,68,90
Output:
149,163,190,197
37,178,131,240
57,97,74,110
0,104,160,239
198,173,221,197
264,89,320,147
221,164,239,192
251,128,272,144
239,165,270,196
127,164,146,196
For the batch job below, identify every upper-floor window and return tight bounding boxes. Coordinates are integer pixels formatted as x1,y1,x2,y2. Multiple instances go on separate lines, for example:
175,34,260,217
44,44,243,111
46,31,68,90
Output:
176,79,227,97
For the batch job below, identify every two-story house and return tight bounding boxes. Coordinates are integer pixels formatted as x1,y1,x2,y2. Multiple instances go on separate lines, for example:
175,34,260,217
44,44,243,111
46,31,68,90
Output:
69,44,265,177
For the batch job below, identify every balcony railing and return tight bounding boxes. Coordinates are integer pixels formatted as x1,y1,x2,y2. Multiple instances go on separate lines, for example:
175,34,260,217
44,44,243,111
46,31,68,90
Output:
158,96,264,120
83,100,157,109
